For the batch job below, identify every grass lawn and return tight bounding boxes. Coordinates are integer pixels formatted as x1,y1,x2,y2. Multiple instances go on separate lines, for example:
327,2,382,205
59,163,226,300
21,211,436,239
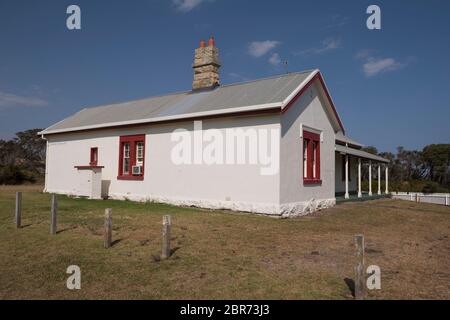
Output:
0,185,449,299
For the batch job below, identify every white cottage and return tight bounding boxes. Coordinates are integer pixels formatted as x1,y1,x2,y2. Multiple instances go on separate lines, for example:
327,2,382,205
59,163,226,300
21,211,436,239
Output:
39,38,389,217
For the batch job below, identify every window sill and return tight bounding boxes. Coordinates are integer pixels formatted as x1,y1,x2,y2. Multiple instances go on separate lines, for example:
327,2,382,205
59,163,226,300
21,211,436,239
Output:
117,175,144,181
75,165,104,169
303,179,322,185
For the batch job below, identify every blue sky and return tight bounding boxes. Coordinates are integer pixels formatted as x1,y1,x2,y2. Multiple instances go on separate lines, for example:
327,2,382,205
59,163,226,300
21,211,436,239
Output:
0,0,449,152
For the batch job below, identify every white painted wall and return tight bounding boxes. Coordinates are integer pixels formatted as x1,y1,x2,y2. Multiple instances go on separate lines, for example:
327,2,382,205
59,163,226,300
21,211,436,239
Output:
279,82,337,215
44,82,345,216
45,114,281,214
73,168,102,199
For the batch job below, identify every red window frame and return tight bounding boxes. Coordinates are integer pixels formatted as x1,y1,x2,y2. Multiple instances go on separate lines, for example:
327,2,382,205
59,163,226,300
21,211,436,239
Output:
303,130,321,184
118,134,146,181
90,147,98,166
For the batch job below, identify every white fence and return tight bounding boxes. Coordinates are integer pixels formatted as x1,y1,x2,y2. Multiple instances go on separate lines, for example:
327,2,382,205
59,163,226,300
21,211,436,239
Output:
391,192,450,206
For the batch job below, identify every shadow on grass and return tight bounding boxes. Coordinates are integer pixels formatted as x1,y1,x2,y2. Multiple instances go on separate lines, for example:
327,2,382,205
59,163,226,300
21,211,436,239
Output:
56,226,77,234
111,239,123,247
344,278,355,298
150,246,181,263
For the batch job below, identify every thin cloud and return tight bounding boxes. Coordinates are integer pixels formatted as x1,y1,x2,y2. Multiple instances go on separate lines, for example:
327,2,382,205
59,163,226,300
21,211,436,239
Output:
355,49,374,60
295,37,341,56
321,14,350,30
173,0,212,13
248,40,281,58
0,91,48,109
269,53,281,66
356,50,414,77
363,58,404,77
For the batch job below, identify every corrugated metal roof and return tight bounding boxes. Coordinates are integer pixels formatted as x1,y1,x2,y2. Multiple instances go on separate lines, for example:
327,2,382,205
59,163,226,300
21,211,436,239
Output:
335,131,364,148
335,144,389,163
40,70,315,135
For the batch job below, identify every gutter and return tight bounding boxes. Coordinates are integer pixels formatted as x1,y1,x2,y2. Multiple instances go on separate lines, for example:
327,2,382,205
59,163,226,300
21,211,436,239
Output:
40,134,49,192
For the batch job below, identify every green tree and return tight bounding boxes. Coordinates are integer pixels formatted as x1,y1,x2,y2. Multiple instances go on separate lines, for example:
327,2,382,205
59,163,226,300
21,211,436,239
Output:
362,146,378,155
15,129,46,172
0,129,45,184
421,144,450,187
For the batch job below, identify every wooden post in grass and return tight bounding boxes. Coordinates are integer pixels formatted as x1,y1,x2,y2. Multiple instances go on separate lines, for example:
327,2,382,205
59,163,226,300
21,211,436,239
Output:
354,234,365,300
50,194,57,235
15,192,22,228
161,215,171,259
104,208,112,249
416,194,419,203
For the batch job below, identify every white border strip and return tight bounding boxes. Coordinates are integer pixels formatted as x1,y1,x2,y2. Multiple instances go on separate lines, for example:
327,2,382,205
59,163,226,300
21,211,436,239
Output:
281,69,319,107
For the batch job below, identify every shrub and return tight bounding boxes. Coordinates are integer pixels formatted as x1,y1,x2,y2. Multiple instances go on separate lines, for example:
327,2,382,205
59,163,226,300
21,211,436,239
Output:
422,182,438,194
0,165,35,185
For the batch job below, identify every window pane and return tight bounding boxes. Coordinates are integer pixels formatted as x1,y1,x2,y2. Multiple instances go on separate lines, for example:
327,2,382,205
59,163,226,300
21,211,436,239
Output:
123,143,130,174
312,142,317,178
124,159,129,174
90,147,98,165
303,139,308,178
136,141,144,166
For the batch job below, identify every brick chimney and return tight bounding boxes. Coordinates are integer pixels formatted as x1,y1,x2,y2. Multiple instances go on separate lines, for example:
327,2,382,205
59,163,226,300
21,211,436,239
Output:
192,36,221,90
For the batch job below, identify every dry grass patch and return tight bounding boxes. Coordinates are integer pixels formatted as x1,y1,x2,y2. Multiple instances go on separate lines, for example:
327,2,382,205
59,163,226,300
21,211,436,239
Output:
0,186,449,299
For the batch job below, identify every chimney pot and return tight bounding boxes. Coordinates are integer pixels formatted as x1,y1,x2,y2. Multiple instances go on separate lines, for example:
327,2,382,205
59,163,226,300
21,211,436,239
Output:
199,39,206,48
208,36,215,47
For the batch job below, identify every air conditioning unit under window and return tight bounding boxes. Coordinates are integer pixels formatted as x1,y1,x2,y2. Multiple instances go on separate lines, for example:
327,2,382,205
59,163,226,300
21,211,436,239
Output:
132,165,143,175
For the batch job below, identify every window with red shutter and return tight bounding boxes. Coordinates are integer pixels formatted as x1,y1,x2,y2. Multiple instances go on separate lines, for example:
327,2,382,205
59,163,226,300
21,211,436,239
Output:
302,130,321,184
118,134,146,181
90,147,98,166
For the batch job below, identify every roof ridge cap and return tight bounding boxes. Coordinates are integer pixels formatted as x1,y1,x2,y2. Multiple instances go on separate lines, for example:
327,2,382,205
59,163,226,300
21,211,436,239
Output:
220,69,316,88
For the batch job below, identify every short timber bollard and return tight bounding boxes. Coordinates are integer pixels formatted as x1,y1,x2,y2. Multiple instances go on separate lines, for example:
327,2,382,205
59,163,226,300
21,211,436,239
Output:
161,215,171,259
104,208,112,249
354,234,365,300
15,192,22,228
50,194,57,235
